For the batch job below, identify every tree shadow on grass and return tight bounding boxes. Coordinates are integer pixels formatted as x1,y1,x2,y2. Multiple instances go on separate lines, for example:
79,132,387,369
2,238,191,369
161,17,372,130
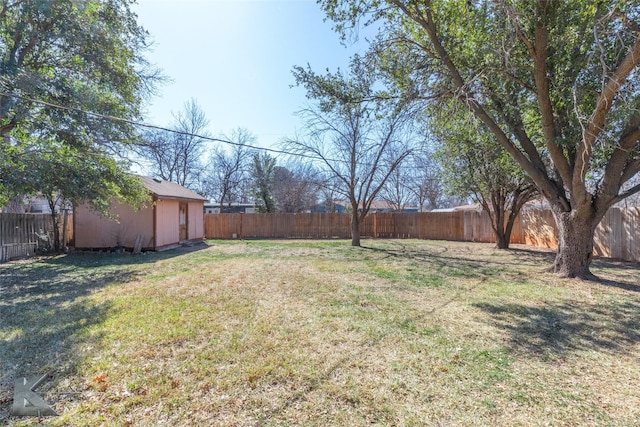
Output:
361,241,639,290
0,243,209,421
361,241,557,282
473,299,640,359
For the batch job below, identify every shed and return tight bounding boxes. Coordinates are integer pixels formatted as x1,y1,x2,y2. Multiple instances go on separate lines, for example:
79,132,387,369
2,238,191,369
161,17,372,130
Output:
73,176,206,251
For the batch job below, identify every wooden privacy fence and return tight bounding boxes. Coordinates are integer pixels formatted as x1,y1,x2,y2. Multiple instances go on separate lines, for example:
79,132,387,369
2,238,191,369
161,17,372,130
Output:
5,210,636,262
0,213,73,262
205,212,353,240
204,211,519,241
517,207,640,263
204,207,640,263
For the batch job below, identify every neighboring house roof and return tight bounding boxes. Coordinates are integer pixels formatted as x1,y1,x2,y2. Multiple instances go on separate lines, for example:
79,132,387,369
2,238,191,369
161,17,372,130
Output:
429,204,479,212
138,176,206,202
334,199,420,212
451,203,483,212
430,208,457,213
205,202,257,208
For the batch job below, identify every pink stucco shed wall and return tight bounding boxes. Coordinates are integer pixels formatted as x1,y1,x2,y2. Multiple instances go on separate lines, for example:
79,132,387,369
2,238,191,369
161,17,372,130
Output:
74,202,154,249
73,176,205,251
154,199,205,248
155,198,179,248
188,200,204,241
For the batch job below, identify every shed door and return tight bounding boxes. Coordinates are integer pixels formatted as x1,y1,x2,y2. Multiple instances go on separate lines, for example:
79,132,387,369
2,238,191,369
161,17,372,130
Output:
179,202,188,241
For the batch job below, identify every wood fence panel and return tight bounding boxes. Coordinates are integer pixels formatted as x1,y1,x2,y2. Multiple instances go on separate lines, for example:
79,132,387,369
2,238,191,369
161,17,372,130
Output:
520,209,557,249
1,214,34,262
416,213,432,239
593,207,640,261
203,209,640,263
301,213,350,238
205,213,352,240
360,213,374,237
408,213,420,238
444,212,462,241
399,212,420,238
510,214,526,244
240,214,263,238
331,213,351,238
621,208,640,262
393,213,420,238
610,208,624,259
417,213,432,239
463,211,478,242
272,214,284,237
294,214,309,238
0,213,70,262
421,212,465,241
281,214,296,238
243,214,259,238
595,208,617,258
371,212,393,237
463,210,496,243
291,213,346,239
204,213,240,238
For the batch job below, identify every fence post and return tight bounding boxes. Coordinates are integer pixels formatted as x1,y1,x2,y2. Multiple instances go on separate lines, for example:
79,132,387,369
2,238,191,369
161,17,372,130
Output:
373,212,377,238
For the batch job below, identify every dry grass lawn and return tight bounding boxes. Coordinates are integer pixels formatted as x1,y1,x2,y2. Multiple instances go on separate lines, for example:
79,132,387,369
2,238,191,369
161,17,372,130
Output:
1,239,639,426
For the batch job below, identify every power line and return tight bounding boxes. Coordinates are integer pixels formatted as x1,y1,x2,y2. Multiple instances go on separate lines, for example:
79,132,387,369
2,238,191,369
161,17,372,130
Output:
0,91,313,159
0,91,432,171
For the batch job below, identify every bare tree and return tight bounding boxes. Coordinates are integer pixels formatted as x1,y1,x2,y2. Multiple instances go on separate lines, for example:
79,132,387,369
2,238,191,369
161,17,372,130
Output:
409,152,445,211
379,163,412,211
273,162,320,212
288,57,417,246
318,176,343,213
137,128,176,181
203,128,255,210
137,98,209,190
171,99,210,188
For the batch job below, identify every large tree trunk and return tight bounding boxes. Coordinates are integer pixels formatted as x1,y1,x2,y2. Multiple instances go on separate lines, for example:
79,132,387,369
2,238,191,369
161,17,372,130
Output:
495,228,509,250
548,209,601,279
487,186,536,250
47,198,61,252
492,211,521,250
350,212,361,247
494,202,526,250
490,205,510,249
50,211,61,252
351,213,360,246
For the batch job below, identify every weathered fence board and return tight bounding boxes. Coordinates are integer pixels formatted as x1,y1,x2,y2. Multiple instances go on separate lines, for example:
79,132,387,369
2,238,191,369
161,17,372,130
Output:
205,213,354,239
204,208,640,263
1,213,49,262
0,213,73,262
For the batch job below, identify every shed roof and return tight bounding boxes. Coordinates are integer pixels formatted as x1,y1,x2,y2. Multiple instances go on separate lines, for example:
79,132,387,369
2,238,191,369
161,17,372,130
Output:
138,176,206,201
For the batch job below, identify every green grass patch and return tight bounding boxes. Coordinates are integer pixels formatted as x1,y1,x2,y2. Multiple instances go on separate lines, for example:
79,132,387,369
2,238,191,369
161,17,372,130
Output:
1,239,639,426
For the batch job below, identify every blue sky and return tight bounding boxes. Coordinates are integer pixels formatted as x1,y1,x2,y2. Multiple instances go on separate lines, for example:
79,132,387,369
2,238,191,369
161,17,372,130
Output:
133,0,368,150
